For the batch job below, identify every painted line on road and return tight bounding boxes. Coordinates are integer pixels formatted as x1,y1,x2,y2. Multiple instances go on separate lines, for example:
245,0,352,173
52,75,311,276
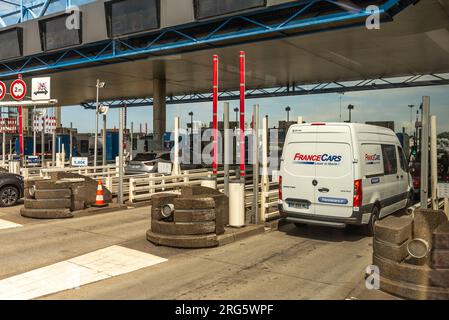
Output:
0,219,22,230
0,245,167,300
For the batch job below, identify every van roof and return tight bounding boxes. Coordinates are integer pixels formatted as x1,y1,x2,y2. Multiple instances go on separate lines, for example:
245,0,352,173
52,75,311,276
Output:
290,122,397,137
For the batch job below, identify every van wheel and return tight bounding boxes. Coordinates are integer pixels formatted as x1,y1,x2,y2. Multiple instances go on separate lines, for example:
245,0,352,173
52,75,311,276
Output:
365,206,380,237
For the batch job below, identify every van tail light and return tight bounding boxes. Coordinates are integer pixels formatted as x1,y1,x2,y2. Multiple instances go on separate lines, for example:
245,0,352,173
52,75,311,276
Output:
278,175,283,200
311,123,326,126
353,179,363,208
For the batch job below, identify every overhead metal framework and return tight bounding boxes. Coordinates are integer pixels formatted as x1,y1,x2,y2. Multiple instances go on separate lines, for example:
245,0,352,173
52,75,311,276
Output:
0,0,417,78
0,0,93,27
81,73,449,109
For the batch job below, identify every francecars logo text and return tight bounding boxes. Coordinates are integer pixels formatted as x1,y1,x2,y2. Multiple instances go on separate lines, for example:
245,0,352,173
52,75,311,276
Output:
294,153,342,165
365,154,381,161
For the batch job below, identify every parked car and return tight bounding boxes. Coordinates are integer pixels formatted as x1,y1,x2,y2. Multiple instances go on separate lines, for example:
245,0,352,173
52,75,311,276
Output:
279,123,413,236
0,173,24,207
125,152,163,175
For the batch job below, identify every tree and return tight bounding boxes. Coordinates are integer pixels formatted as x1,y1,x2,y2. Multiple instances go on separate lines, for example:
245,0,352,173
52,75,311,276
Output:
438,132,449,139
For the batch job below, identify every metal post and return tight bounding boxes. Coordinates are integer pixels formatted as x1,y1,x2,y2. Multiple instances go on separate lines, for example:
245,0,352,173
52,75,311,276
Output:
212,54,218,175
130,122,134,161
102,114,107,166
41,116,45,166
18,106,23,162
94,79,101,168
52,129,56,167
239,51,246,180
69,129,73,160
261,115,269,222
173,117,180,176
2,131,5,166
33,106,36,156
224,102,230,196
430,115,438,210
118,108,124,205
252,104,260,224
420,97,430,208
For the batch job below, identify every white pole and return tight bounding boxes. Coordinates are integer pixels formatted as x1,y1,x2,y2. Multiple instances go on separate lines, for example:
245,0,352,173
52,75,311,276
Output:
94,79,99,168
102,114,107,166
261,115,269,221
2,130,5,166
173,117,180,175
430,115,438,210
420,97,430,208
252,104,260,224
118,108,124,205
33,106,36,156
224,102,230,196
130,122,134,161
298,116,303,124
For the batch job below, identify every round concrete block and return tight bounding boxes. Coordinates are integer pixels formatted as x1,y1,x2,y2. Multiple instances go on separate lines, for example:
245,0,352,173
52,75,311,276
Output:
20,208,73,219
374,214,412,245
181,186,222,197
174,209,216,223
374,254,449,288
34,189,71,200
431,249,449,269
433,222,449,250
146,230,218,248
24,198,71,210
173,197,215,210
151,193,179,208
373,238,409,262
151,220,216,235
34,180,72,190
379,274,449,300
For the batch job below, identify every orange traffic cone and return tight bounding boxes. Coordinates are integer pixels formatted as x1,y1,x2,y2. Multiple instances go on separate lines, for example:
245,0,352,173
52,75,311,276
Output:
92,180,108,208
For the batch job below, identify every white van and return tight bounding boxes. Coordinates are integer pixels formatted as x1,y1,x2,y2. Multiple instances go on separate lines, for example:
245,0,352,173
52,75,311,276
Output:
279,123,413,235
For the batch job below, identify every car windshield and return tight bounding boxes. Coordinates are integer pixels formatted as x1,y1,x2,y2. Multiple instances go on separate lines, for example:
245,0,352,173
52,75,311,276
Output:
134,153,156,161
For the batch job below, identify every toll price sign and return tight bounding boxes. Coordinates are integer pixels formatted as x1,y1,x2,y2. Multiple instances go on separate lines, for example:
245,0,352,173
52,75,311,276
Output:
0,81,6,100
72,157,88,167
10,78,27,101
26,156,41,167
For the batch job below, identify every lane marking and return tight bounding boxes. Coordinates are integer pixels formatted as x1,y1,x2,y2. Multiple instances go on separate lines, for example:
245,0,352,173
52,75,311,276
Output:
0,245,167,300
0,219,22,230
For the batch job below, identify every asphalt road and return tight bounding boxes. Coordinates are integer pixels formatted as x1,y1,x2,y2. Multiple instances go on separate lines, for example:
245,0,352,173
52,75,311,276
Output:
0,205,388,300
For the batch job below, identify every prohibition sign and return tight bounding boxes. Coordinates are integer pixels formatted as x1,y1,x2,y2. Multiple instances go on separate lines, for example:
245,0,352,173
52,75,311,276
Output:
10,79,27,101
0,81,6,100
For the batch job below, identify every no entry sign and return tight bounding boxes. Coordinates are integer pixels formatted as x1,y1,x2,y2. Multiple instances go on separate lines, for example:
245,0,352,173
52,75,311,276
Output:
0,81,6,100
10,78,27,101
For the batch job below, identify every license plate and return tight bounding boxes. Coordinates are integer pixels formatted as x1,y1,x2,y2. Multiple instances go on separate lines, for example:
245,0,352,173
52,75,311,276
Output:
132,165,140,169
288,202,310,209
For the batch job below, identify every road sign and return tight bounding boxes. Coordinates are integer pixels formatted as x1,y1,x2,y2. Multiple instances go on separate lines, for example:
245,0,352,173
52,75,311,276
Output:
10,78,27,101
26,156,41,167
0,81,6,100
72,157,88,167
438,183,449,198
0,118,18,133
32,77,51,101
45,116,57,133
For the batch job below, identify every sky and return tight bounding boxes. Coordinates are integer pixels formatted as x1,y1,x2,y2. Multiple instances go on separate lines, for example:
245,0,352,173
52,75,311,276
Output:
61,84,449,135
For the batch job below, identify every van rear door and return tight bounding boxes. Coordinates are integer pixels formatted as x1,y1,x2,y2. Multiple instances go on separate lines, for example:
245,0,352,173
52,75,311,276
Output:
313,128,354,218
281,127,317,215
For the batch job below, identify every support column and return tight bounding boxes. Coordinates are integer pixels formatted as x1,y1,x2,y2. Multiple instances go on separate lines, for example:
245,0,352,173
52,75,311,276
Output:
420,96,430,208
55,106,62,128
153,79,166,151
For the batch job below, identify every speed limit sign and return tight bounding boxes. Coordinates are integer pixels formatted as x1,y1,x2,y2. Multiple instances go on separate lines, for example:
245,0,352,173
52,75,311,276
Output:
10,78,27,101
0,81,6,100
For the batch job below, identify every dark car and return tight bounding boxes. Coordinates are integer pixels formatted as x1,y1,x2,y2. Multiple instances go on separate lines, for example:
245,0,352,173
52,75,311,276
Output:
0,173,24,207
